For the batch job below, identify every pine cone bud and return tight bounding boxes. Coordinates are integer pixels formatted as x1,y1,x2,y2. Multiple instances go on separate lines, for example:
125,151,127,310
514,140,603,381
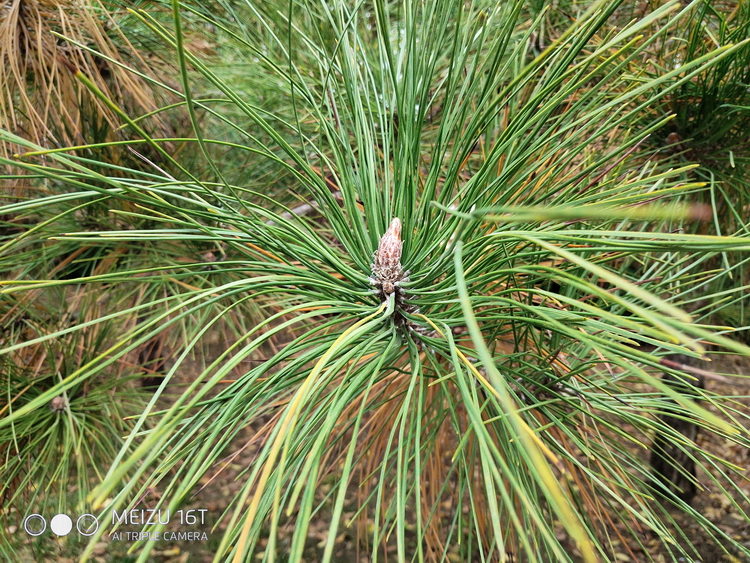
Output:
50,395,68,413
370,218,408,297
374,218,402,274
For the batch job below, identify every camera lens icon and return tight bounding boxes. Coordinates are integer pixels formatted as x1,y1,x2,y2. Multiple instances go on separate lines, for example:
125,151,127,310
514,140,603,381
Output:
23,512,99,537
23,514,46,537
50,514,73,536
76,514,99,536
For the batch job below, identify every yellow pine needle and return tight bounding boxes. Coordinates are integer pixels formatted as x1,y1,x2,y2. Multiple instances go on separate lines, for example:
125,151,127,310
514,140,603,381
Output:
454,242,598,563
231,301,389,563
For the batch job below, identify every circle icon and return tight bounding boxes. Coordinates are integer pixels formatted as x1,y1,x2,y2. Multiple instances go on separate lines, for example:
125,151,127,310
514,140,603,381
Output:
50,514,73,536
23,514,47,536
76,514,99,536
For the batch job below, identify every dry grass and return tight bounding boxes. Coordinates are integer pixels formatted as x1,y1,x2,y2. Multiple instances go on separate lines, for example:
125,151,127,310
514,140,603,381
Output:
0,0,161,158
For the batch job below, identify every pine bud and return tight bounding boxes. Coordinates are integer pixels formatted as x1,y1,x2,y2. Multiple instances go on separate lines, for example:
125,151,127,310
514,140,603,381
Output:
50,395,68,413
371,218,405,295
374,218,402,271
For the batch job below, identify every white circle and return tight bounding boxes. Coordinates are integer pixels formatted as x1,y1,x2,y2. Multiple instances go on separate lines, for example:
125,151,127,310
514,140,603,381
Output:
76,514,99,536
50,514,73,536
23,514,46,536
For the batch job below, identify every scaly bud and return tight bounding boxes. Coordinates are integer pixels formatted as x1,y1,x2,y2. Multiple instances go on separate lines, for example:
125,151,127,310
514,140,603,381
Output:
374,218,402,271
